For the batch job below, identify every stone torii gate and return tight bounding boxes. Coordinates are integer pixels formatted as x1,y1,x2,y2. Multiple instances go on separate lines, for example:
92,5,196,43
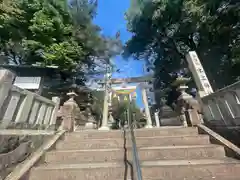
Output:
98,75,155,130
97,51,214,130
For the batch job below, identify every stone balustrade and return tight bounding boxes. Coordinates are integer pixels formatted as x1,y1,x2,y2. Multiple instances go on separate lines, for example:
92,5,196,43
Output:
0,69,61,178
201,81,240,146
202,81,240,126
0,69,60,130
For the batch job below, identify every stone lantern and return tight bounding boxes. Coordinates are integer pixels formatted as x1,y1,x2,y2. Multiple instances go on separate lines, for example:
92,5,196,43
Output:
172,76,203,127
172,76,192,127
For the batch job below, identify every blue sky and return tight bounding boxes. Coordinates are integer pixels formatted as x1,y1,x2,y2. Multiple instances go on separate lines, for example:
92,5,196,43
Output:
94,0,145,107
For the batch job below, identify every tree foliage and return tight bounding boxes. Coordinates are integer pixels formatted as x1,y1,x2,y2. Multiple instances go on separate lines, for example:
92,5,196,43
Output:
111,95,144,123
0,0,121,75
124,0,240,91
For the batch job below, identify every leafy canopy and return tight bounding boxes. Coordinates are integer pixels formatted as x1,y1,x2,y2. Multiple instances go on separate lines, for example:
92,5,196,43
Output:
124,0,240,92
0,0,122,74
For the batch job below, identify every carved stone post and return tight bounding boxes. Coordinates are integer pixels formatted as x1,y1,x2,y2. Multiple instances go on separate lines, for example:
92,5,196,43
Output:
186,51,213,98
0,69,15,111
186,51,213,125
49,97,60,130
61,92,78,132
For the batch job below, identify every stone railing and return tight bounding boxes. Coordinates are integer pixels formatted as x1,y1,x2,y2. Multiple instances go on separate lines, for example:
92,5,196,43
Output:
0,69,60,130
0,69,62,179
201,81,240,146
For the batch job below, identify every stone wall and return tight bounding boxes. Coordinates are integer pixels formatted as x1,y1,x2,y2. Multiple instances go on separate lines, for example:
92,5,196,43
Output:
0,133,53,179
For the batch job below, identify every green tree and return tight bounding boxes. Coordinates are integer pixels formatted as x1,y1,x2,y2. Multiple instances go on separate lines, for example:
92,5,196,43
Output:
0,0,122,75
124,0,240,92
111,95,144,126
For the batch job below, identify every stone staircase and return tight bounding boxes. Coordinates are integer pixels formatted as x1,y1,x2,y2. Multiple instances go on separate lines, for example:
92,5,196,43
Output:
25,127,240,180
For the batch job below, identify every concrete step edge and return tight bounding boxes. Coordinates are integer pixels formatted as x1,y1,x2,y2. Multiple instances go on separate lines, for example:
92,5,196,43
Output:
134,126,197,131
139,144,222,150
135,135,208,139
72,127,197,133
46,148,122,153
71,130,123,133
141,159,239,166
61,135,209,142
33,162,124,170
70,127,197,135
47,144,222,153
33,159,239,170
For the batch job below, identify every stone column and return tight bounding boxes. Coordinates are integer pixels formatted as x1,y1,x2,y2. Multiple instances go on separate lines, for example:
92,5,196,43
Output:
109,91,112,106
0,69,15,110
141,88,153,128
49,97,60,130
61,92,78,132
99,85,110,131
154,110,161,127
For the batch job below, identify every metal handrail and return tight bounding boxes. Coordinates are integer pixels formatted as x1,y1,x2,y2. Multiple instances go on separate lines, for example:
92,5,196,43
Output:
126,107,143,180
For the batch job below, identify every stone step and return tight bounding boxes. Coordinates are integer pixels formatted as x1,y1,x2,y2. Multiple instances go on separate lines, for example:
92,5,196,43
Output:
141,159,240,180
137,145,225,161
67,127,198,140
64,130,124,140
55,135,210,150
142,177,240,180
55,138,123,150
28,163,126,180
134,127,198,137
28,159,240,180
135,135,210,147
44,145,225,164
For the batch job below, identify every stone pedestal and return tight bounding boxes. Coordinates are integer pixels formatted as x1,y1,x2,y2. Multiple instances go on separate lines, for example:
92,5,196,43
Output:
154,111,161,127
185,98,203,126
84,103,97,129
98,126,110,131
85,122,97,129
145,124,154,128
85,114,97,129
107,111,115,129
